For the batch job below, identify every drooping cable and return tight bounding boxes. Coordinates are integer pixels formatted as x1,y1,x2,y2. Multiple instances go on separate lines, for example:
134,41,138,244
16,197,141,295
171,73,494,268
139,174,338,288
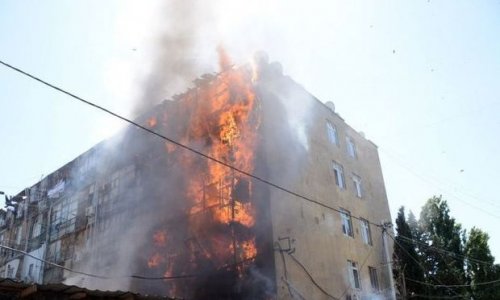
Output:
388,233,464,298
287,253,339,300
0,59,383,228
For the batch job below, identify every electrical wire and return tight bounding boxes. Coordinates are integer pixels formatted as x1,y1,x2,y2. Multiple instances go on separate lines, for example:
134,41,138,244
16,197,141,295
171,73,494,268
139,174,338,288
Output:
338,236,376,299
408,294,468,299
395,234,494,267
405,277,500,288
287,253,339,300
274,242,296,299
0,59,384,229
0,244,107,279
0,244,252,281
379,148,500,220
388,234,463,298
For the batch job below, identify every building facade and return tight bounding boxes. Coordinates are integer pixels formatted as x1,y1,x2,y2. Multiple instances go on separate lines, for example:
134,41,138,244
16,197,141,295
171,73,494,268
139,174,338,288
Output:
0,59,393,299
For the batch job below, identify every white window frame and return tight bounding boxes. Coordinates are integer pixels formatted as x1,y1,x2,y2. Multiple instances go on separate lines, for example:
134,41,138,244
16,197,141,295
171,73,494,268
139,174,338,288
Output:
352,174,362,198
346,136,357,158
368,266,380,291
348,260,361,290
332,161,345,189
340,209,353,237
360,219,372,245
326,121,338,145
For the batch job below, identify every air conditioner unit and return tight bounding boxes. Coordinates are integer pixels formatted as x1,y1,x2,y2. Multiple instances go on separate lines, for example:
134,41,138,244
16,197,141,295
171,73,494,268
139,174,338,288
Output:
85,207,95,217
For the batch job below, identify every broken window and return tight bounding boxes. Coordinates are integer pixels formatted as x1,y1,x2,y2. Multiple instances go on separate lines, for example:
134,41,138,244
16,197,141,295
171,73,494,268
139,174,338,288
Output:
15,225,23,246
6,265,14,278
87,183,95,205
110,172,120,198
50,197,77,239
31,216,42,238
28,263,34,278
49,240,61,262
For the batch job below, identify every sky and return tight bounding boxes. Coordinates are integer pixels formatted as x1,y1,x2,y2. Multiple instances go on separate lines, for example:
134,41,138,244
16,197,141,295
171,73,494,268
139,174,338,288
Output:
1,0,500,263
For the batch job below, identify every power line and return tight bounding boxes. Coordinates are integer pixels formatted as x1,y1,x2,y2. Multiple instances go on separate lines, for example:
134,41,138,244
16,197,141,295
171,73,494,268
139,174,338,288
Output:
274,241,298,299
0,244,196,280
379,147,500,220
0,244,258,281
388,233,462,298
0,244,106,279
406,277,500,288
0,59,384,229
338,242,375,299
408,294,468,299
287,253,339,300
395,234,494,267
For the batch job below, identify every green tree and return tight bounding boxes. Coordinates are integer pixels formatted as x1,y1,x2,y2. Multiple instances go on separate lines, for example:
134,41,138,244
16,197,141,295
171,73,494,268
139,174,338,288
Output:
464,227,500,299
419,196,466,297
393,206,425,298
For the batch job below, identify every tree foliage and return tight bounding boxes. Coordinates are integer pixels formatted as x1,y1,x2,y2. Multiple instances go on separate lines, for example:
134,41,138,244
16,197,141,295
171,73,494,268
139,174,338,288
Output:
393,207,425,298
393,196,500,299
464,228,500,299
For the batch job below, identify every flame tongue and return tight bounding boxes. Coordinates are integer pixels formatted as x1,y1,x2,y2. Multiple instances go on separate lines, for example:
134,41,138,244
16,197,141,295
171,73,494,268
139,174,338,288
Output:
146,50,260,296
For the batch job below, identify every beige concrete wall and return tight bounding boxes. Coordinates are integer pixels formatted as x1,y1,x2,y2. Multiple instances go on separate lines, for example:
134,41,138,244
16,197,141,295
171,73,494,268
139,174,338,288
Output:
265,99,393,299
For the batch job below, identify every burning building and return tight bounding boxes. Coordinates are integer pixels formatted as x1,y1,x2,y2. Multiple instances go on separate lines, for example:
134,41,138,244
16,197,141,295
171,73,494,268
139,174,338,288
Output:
0,54,393,299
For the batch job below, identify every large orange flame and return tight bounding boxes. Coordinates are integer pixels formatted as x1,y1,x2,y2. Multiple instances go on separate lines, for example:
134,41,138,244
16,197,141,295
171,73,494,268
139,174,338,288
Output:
146,49,260,295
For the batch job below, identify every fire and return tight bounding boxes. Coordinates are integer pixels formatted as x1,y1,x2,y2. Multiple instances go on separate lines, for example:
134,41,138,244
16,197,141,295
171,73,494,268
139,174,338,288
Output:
146,49,260,295
153,230,167,247
147,116,157,128
148,253,164,268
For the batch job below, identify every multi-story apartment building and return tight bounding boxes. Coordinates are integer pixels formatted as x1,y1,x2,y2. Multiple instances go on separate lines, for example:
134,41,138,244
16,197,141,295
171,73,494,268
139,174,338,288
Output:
0,57,393,299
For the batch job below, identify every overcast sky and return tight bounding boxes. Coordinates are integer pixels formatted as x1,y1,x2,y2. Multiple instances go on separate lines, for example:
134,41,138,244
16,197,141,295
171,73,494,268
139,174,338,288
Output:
1,1,500,262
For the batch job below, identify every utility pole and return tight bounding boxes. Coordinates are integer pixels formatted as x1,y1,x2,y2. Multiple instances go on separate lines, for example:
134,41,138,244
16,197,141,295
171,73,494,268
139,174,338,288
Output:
401,267,407,300
382,221,397,300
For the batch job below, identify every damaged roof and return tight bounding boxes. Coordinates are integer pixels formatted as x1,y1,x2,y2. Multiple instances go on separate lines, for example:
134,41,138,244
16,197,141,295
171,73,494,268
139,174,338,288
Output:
0,278,173,300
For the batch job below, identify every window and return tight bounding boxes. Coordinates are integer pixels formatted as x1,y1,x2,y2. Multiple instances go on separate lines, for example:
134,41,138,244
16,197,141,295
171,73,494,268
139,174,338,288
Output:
340,209,353,237
369,267,380,291
326,121,338,145
347,260,361,289
6,265,14,278
332,161,345,189
15,225,23,245
88,183,95,205
49,240,61,262
352,174,362,198
360,219,372,245
32,216,42,238
345,294,359,300
28,263,34,278
346,136,356,158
